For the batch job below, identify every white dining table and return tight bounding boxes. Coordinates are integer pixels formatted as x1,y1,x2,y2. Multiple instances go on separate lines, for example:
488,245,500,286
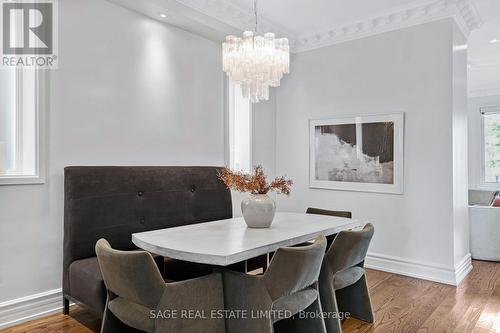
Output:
132,212,365,266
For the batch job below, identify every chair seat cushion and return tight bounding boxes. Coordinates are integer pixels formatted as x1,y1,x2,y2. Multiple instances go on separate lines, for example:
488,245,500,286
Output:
334,267,365,290
68,254,165,316
271,288,318,323
68,257,107,315
108,297,155,333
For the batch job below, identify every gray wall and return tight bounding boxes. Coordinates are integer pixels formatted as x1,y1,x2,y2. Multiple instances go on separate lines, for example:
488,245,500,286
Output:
451,23,469,266
0,0,225,303
274,19,469,279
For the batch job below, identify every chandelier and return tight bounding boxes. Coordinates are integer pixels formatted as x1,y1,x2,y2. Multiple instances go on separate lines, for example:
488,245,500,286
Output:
222,0,290,103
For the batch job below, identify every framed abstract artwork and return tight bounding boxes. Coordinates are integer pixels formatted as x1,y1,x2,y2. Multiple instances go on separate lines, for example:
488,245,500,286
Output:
309,113,404,194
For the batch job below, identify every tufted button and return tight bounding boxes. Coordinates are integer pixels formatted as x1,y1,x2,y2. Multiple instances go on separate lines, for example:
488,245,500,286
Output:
138,191,144,197
139,218,146,225
190,185,196,193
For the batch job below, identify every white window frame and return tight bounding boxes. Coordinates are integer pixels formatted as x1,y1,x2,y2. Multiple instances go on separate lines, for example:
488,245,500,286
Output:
0,70,47,185
480,105,500,190
225,78,253,172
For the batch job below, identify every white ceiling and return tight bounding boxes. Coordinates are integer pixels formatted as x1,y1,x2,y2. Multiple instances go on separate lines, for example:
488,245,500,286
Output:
229,0,427,35
111,0,481,50
109,0,499,97
468,0,500,96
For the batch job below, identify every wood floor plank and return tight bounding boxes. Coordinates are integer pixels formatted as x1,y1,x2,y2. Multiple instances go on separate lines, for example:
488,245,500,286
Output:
472,283,500,332
418,289,476,333
394,282,452,333
365,268,392,290
1,307,100,333
370,277,437,333
2,260,500,333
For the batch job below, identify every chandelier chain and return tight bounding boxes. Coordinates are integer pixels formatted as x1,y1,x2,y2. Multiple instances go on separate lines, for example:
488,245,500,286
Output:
254,0,258,33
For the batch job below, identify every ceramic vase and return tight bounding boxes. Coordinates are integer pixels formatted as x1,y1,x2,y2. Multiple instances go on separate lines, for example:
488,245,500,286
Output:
241,194,276,228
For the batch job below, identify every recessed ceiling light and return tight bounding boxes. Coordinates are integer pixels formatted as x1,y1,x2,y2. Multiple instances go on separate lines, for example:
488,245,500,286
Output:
159,13,167,18
490,39,500,44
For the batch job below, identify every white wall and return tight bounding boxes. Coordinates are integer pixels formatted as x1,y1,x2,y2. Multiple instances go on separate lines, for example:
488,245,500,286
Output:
451,24,470,268
275,19,470,284
0,0,224,311
468,94,500,190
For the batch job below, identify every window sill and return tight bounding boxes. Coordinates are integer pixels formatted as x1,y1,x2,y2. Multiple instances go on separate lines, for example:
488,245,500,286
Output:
0,175,45,186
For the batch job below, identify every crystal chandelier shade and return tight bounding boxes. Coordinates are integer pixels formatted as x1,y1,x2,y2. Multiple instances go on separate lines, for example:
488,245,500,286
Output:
222,1,290,103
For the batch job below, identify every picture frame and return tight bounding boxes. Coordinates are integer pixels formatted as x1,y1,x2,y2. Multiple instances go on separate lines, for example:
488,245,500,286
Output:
309,113,404,194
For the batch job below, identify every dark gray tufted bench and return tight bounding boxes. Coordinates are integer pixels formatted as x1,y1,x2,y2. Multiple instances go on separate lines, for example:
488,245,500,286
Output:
62,166,232,317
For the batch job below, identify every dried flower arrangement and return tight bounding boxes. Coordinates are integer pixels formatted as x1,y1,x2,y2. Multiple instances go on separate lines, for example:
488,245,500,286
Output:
218,165,293,195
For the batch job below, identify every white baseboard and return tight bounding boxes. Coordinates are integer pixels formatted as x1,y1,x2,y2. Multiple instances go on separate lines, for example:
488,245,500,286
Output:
0,288,63,329
454,253,473,285
365,252,473,286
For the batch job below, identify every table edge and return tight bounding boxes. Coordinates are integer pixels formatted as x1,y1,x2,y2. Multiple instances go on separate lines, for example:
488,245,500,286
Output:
132,220,365,266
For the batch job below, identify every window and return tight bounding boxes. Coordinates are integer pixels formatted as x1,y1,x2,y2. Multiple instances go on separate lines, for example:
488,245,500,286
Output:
0,69,45,185
228,80,252,172
481,106,500,187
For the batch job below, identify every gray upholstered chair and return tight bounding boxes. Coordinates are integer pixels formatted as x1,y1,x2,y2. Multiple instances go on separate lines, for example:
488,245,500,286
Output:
222,236,328,333
95,239,225,333
306,208,352,219
306,208,352,249
319,224,375,333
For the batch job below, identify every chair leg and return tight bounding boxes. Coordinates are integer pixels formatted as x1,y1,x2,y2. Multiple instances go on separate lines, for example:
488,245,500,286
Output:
336,275,374,323
63,297,70,315
319,281,343,333
274,297,327,333
101,295,143,333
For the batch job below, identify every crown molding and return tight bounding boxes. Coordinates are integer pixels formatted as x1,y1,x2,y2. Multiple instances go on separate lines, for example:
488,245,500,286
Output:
112,0,482,54
294,0,482,53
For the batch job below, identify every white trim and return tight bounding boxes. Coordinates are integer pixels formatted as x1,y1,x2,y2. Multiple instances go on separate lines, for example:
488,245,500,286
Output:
454,253,473,285
15,68,23,172
250,100,255,169
223,76,230,167
0,175,46,185
295,0,481,52
227,79,253,172
110,0,481,54
0,289,62,329
479,106,500,190
365,252,473,286
0,70,47,186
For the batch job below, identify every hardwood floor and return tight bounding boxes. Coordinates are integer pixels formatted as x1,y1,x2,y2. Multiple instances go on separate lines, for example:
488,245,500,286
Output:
3,260,500,333
1,307,100,333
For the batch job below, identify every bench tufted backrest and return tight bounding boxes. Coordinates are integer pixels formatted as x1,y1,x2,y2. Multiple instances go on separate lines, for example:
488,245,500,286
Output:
63,166,232,291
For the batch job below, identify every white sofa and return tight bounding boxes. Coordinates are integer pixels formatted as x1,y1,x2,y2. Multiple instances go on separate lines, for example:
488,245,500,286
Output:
470,205,500,261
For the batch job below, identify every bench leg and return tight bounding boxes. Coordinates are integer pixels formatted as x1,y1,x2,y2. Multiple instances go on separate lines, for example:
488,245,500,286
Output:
63,297,70,315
